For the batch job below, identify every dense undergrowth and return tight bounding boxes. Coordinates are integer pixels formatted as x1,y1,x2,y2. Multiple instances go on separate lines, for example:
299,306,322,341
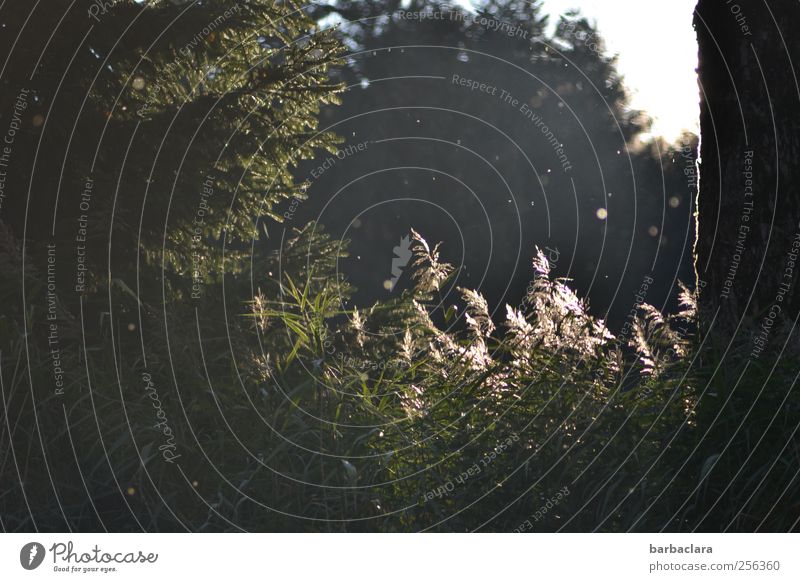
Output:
2,224,797,532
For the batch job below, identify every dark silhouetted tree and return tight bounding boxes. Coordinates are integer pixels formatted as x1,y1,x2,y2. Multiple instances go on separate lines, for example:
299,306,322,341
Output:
694,0,800,335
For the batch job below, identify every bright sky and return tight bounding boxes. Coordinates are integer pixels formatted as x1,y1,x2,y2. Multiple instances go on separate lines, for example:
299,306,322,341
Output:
457,0,700,143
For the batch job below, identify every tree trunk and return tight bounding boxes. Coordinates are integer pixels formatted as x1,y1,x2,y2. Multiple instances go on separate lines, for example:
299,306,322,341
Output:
694,0,800,339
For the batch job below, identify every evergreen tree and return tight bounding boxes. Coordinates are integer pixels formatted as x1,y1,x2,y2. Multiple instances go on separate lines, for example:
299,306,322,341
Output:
0,0,347,531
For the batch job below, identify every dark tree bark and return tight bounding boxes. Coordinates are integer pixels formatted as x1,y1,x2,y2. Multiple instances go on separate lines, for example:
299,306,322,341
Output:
694,0,800,337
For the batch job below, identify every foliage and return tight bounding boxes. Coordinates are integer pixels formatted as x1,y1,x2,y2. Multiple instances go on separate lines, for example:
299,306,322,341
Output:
0,0,796,534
